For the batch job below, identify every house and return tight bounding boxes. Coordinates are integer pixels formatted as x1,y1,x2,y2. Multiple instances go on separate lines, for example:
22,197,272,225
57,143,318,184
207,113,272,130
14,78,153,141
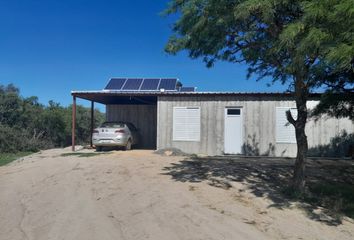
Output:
71,78,353,157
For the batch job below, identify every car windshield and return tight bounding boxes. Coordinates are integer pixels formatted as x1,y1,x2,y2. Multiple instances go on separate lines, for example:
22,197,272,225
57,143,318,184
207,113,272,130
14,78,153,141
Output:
100,122,125,128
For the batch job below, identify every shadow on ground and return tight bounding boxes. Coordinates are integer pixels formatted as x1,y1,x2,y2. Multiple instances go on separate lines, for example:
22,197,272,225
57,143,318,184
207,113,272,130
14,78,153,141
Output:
163,156,354,225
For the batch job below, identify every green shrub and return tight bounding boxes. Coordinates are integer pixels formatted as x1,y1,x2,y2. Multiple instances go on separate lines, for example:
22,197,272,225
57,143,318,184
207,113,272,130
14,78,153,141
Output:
308,131,354,158
0,84,105,153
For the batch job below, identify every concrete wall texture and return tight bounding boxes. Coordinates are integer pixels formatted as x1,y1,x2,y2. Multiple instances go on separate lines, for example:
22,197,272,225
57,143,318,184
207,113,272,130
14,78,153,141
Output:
157,95,354,157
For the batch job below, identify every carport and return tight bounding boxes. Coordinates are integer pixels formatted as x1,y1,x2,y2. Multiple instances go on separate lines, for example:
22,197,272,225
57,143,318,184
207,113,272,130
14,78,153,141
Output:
71,78,185,151
70,91,158,151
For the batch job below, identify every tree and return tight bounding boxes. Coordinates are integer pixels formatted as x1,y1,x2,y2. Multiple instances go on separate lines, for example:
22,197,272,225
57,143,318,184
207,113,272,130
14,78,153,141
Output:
164,0,354,193
311,69,354,120
0,84,106,153
65,105,105,145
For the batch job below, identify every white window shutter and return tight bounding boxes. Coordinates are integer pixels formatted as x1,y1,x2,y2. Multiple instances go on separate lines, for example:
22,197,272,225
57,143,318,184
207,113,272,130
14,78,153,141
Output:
276,107,297,143
173,107,200,141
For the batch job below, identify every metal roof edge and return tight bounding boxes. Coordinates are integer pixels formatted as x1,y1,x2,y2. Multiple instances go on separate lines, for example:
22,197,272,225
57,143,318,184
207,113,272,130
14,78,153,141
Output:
71,90,323,96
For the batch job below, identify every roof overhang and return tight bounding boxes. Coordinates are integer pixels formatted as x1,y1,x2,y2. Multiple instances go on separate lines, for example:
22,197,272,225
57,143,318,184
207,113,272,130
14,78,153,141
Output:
71,90,323,105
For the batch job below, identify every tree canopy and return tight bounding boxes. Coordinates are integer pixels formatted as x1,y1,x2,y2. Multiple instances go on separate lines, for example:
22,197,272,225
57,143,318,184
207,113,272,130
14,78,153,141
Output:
165,0,353,87
165,0,354,192
0,84,105,153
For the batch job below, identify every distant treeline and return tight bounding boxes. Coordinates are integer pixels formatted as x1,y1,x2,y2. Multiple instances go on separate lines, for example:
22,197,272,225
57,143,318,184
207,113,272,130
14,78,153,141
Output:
0,84,105,153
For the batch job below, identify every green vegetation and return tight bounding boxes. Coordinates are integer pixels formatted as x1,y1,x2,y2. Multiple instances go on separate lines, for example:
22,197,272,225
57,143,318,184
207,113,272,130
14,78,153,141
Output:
309,182,354,219
0,84,105,154
165,0,354,193
0,152,33,166
308,131,354,157
283,182,354,220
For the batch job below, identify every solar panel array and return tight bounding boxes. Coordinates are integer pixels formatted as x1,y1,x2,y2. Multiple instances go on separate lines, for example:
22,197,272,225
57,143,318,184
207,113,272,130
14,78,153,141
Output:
104,78,178,91
104,78,196,92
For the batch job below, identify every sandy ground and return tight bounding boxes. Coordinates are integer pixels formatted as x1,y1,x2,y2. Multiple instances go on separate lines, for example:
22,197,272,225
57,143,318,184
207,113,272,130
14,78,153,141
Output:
0,149,354,240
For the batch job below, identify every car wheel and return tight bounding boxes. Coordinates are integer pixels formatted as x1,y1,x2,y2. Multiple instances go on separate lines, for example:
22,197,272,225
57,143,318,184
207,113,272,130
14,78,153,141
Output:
125,139,132,151
96,146,102,152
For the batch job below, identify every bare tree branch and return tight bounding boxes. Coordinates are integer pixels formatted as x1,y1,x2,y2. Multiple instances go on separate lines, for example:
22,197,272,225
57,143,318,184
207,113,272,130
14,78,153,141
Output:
286,109,296,126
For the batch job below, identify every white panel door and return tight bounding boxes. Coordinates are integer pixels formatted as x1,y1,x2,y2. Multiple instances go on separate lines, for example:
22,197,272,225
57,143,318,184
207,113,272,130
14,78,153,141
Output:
224,108,243,154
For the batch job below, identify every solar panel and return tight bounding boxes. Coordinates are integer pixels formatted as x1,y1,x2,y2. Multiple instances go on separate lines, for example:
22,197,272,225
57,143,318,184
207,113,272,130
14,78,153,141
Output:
180,87,196,92
159,78,177,90
104,77,180,91
140,78,160,90
105,78,126,90
122,78,143,90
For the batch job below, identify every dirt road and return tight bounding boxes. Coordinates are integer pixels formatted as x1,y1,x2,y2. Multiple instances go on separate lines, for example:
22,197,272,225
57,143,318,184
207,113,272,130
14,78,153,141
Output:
0,149,353,240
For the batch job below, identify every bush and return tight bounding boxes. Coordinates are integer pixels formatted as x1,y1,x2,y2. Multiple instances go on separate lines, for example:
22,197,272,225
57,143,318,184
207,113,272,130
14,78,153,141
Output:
0,125,46,152
308,131,354,158
0,84,105,153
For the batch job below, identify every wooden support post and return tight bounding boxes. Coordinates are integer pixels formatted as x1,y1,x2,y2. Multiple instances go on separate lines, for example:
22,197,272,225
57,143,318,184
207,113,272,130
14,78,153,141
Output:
72,96,76,152
90,101,94,148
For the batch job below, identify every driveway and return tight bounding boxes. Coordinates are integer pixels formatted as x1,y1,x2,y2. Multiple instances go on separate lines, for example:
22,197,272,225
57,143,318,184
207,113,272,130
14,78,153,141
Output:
0,149,353,240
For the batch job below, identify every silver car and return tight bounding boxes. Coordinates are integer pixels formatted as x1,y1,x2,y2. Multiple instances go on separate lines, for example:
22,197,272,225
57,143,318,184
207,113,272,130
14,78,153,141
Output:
92,121,139,151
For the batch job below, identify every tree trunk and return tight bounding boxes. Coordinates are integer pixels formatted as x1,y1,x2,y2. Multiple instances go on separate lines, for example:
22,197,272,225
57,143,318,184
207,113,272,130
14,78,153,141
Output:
286,77,309,193
293,115,308,193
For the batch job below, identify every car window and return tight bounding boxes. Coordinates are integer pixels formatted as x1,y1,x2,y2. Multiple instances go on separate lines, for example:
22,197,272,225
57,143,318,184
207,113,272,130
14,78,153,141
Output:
100,122,125,128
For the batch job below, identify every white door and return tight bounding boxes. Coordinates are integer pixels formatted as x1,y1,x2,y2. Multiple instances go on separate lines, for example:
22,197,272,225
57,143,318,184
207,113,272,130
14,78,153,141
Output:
224,108,243,154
